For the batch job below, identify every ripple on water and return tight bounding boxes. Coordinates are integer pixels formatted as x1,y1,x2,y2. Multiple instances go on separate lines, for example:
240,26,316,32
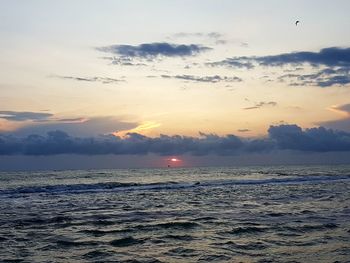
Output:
282,223,338,233
197,254,232,262
80,228,128,237
110,236,144,247
161,234,195,241
154,221,200,229
217,240,269,250
132,221,200,231
265,212,289,217
1,166,349,262
82,250,114,259
55,239,100,248
229,226,269,235
165,247,197,257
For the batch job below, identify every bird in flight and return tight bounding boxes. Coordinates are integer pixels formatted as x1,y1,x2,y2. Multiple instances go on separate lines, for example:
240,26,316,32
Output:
295,20,300,26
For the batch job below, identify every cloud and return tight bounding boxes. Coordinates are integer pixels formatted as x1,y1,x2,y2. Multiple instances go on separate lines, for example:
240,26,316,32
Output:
173,32,223,39
278,67,350,87
255,47,350,67
207,58,254,69
160,74,242,83
210,47,350,87
331,104,350,116
216,47,350,68
171,32,227,44
268,124,350,152
170,32,249,46
237,129,250,132
113,121,161,137
97,42,211,59
8,117,138,137
318,103,350,132
1,124,350,156
101,56,148,66
0,111,53,122
53,75,125,84
55,118,86,122
243,101,277,110
0,111,139,137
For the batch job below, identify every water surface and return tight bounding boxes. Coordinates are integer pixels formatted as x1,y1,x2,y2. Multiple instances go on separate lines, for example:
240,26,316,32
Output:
0,165,349,262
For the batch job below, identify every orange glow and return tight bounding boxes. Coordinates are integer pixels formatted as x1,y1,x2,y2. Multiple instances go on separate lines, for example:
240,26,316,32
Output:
327,105,350,117
112,121,161,137
166,157,183,168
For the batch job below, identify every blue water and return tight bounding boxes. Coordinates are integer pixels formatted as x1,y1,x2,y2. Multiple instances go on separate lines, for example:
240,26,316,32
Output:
0,165,349,262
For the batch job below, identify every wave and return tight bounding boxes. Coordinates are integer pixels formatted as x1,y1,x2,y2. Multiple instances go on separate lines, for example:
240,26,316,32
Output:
229,226,269,235
83,250,113,260
282,223,338,233
1,175,350,196
215,240,268,250
55,239,100,248
109,236,144,247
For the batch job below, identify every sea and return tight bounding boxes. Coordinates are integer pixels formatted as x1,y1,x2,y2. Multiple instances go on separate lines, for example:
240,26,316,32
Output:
0,165,349,263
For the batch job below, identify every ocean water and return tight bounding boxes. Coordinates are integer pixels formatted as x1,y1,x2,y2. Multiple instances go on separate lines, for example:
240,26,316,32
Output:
0,166,349,263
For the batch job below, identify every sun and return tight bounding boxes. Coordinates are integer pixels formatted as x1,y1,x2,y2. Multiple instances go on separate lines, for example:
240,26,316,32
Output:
165,157,182,167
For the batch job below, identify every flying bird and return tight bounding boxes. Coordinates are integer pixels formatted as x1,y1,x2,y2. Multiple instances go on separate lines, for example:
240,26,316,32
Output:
295,20,300,26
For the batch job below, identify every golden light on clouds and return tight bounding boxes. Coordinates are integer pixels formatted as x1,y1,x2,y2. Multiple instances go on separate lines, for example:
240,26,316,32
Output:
327,105,350,118
113,121,161,137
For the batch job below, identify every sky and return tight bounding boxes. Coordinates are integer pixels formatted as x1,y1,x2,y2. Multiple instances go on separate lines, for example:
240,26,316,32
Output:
1,0,350,170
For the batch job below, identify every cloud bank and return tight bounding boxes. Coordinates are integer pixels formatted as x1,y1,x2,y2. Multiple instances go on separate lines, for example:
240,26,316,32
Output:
0,111,53,122
9,117,137,137
1,124,350,156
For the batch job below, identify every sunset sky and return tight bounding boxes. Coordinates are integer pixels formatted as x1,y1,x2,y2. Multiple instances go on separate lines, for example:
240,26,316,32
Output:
1,0,350,169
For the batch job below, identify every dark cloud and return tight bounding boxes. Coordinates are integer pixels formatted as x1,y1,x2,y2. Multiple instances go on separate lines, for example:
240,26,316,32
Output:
0,131,266,156
319,118,350,133
0,111,53,122
161,74,242,83
54,75,125,84
216,47,350,68
210,47,350,87
1,124,350,156
207,58,254,69
315,75,350,87
268,124,350,152
237,129,250,132
243,101,277,110
254,47,350,67
97,42,211,59
278,67,350,87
